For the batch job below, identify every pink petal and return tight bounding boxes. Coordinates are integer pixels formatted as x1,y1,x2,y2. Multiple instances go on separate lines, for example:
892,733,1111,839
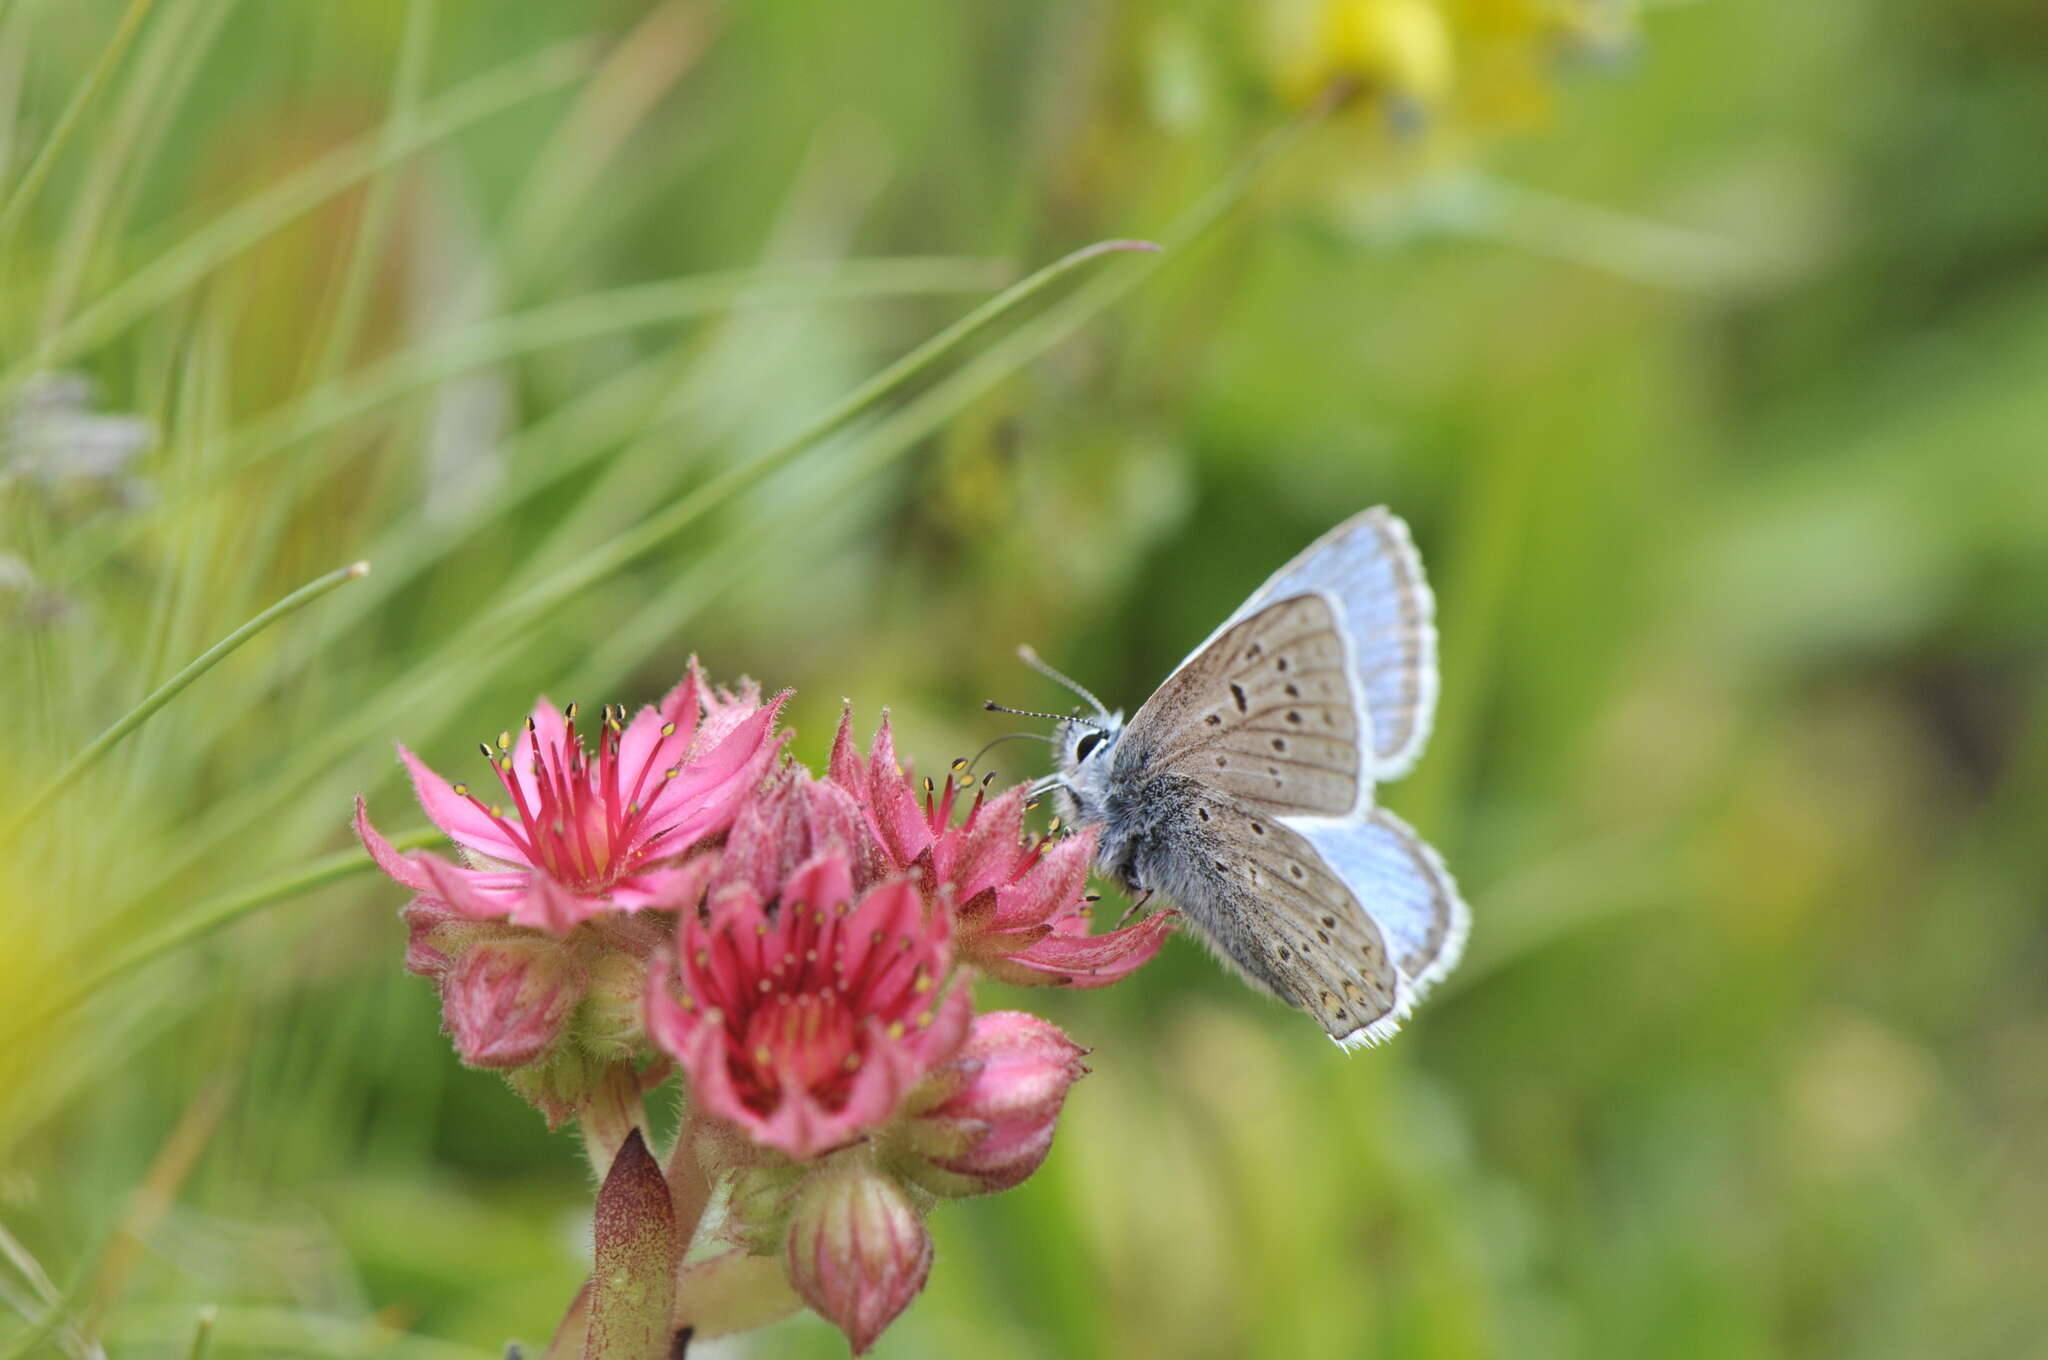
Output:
827,706,865,790
398,745,528,864
508,872,602,935
613,701,678,802
656,663,707,749
992,909,1176,988
354,797,431,892
782,852,855,920
986,831,1094,931
638,695,787,840
862,716,934,868
607,854,716,913
414,851,527,922
940,786,1031,900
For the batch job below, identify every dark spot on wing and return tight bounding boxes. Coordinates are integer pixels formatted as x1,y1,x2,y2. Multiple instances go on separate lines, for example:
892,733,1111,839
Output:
1229,682,1248,713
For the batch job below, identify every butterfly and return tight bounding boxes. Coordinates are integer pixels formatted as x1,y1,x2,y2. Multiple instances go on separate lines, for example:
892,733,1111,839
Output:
1013,507,1467,1049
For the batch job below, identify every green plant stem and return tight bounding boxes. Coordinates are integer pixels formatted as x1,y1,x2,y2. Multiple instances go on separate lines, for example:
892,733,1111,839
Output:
2,561,371,842
6,825,444,1044
186,1306,217,1360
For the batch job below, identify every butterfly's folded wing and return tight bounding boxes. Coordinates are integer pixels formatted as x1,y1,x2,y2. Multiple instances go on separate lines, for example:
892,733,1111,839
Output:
1175,507,1438,781
1125,592,1368,817
1145,782,1410,1047
1114,538,1460,1047
1290,807,1468,997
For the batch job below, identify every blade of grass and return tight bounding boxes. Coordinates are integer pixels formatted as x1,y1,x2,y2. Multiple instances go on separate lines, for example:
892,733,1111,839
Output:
36,0,227,337
0,0,158,247
7,34,593,382
297,0,438,392
213,257,1014,479
6,824,443,1043
478,236,1160,634
1,561,371,841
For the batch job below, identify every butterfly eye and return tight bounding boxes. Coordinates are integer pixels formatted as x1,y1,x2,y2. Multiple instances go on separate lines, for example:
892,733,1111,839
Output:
1075,731,1105,762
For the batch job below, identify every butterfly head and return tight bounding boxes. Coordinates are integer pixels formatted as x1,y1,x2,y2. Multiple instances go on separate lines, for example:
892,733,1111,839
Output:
1051,708,1125,820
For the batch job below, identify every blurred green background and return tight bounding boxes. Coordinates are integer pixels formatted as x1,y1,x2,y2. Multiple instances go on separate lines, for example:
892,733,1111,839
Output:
5,0,2046,1356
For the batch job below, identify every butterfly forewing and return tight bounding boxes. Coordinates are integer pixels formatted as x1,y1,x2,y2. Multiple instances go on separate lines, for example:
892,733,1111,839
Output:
1123,593,1365,817
1149,783,1404,1043
1193,507,1437,781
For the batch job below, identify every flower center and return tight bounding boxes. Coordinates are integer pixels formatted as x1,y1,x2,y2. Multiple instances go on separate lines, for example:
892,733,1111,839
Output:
456,702,694,895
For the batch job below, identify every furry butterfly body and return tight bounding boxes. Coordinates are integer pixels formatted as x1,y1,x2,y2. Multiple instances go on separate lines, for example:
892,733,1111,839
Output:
1045,508,1467,1048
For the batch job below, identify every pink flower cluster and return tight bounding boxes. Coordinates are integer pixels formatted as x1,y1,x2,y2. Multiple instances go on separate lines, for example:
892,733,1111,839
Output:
356,663,1171,1355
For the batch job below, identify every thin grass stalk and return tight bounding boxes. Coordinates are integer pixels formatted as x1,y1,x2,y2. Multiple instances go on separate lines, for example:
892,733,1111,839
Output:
8,34,593,380
1,561,370,841
0,0,158,247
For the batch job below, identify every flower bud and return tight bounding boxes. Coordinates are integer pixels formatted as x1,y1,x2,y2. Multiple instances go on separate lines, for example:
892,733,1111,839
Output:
442,937,585,1069
890,1011,1088,1198
783,1161,933,1356
399,898,492,980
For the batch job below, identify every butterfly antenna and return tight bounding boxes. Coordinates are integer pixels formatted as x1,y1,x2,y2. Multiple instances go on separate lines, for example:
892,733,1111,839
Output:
983,700,1110,734
1016,644,1110,720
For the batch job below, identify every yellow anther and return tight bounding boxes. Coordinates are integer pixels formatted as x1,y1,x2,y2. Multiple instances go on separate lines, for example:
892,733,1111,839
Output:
886,1021,906,1041
452,782,469,797
950,758,969,772
661,721,677,737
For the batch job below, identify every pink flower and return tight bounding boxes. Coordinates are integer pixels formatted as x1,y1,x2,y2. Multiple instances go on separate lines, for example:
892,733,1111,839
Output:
356,664,785,934
647,851,972,1161
828,710,1172,987
890,1010,1088,1197
783,1160,933,1355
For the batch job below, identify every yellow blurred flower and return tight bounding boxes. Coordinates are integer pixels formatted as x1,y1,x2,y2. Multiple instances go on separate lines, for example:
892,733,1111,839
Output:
1263,0,1635,141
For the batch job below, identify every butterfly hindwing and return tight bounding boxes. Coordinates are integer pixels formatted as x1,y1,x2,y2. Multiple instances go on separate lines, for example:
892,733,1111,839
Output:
1291,807,1468,994
1133,780,1406,1045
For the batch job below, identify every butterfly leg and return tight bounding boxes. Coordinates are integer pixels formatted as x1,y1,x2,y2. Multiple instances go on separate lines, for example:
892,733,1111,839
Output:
1115,888,1156,929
